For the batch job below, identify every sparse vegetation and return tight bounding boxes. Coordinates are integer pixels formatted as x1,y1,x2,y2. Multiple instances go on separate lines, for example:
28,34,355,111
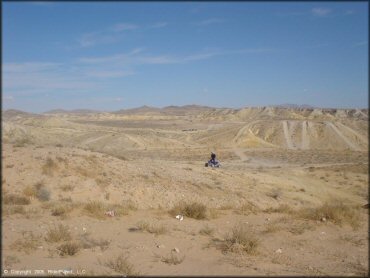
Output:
10,231,41,254
134,220,167,235
199,224,215,236
36,187,51,202
220,223,259,255
296,201,362,229
60,184,74,192
267,188,282,200
169,201,207,220
83,201,106,219
57,242,80,257
235,202,259,215
3,194,30,205
4,255,20,268
263,204,293,214
160,252,185,265
79,233,110,251
45,224,71,243
42,157,58,176
104,254,137,275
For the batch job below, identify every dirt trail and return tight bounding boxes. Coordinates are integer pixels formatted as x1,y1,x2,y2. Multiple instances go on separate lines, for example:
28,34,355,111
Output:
325,122,360,151
335,122,367,144
232,148,249,162
282,121,295,149
301,121,309,150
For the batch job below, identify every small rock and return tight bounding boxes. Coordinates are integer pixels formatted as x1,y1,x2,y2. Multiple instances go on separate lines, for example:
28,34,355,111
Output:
321,217,326,222
320,231,326,235
275,248,282,254
172,248,180,253
266,218,271,221
156,244,165,249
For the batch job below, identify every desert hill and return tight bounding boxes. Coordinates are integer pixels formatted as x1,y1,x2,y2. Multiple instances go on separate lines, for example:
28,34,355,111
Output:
2,105,368,275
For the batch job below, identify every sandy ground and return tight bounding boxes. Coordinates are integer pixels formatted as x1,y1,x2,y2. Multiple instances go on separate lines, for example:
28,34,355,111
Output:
1,107,369,276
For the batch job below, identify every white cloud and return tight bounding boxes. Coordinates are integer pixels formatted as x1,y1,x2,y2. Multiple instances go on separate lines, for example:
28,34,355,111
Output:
193,18,224,26
85,70,135,78
311,8,332,17
353,41,368,47
111,23,139,32
76,22,138,48
150,22,168,29
4,96,14,101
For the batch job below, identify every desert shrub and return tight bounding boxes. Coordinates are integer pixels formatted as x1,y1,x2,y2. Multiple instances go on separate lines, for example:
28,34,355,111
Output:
36,187,51,202
134,221,167,235
4,255,20,268
160,252,185,265
42,158,57,176
263,204,293,214
23,185,37,197
296,201,361,229
267,189,282,200
221,223,259,255
3,194,30,205
60,184,74,192
83,201,106,219
51,206,70,217
79,234,110,251
236,202,259,215
3,205,26,216
57,242,80,257
45,224,71,243
10,231,41,254
169,201,207,220
104,254,137,275
199,224,215,236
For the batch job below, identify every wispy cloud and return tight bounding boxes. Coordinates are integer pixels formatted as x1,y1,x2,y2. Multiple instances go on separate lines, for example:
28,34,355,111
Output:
76,22,139,48
4,96,14,101
311,8,332,17
149,22,168,29
111,23,139,32
353,41,368,47
85,70,135,78
344,10,355,15
193,18,225,26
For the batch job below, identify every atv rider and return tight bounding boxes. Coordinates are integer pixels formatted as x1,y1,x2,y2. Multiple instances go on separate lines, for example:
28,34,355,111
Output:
205,152,220,167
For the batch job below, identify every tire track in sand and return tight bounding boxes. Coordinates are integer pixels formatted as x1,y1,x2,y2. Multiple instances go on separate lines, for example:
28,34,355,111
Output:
301,121,309,150
282,121,295,149
325,121,360,151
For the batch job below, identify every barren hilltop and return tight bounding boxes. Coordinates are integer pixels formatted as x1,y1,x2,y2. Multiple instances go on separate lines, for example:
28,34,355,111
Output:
2,105,368,276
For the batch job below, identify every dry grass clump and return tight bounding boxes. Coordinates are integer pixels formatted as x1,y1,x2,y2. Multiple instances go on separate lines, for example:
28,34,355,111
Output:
83,201,106,219
262,223,281,234
4,255,20,268
51,205,73,218
3,194,30,205
263,204,293,214
169,201,207,220
24,181,51,202
103,254,137,275
45,224,71,243
199,224,215,236
60,184,74,192
13,137,31,148
56,242,80,257
42,157,58,176
134,220,167,235
296,201,362,229
235,202,259,215
10,231,41,254
266,188,282,200
3,205,26,216
160,252,185,265
221,223,259,255
79,233,110,251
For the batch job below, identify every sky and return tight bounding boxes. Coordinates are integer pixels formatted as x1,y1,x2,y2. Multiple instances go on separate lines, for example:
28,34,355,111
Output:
2,1,369,113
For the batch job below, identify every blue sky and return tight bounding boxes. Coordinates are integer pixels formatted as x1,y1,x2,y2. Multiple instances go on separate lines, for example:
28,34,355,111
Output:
3,1,368,112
